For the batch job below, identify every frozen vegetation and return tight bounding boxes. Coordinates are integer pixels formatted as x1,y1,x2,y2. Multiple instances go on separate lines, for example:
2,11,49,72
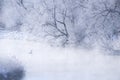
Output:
1,0,120,48
0,0,120,80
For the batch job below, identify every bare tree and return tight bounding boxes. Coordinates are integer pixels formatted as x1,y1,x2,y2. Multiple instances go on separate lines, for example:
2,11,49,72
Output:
43,0,70,46
87,0,120,52
16,0,27,10
42,0,87,46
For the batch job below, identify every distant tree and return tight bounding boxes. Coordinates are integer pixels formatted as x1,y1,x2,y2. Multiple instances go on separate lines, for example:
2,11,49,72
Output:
85,0,120,51
0,0,4,12
0,22,5,30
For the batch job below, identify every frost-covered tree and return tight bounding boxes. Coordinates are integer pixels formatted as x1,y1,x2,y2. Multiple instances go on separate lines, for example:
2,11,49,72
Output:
1,0,120,52
42,0,87,46
79,0,120,52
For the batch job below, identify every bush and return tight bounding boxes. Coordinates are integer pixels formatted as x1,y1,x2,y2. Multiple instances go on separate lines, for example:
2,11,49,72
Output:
0,59,25,80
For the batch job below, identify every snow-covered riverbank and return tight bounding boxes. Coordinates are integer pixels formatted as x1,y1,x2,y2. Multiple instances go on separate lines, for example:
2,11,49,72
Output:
0,39,120,80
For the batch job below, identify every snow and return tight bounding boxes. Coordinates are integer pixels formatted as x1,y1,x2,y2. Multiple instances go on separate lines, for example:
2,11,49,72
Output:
0,39,120,80
1,0,120,79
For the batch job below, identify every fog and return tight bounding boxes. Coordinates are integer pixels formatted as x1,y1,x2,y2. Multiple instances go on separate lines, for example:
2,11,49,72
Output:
1,0,120,80
0,39,120,80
